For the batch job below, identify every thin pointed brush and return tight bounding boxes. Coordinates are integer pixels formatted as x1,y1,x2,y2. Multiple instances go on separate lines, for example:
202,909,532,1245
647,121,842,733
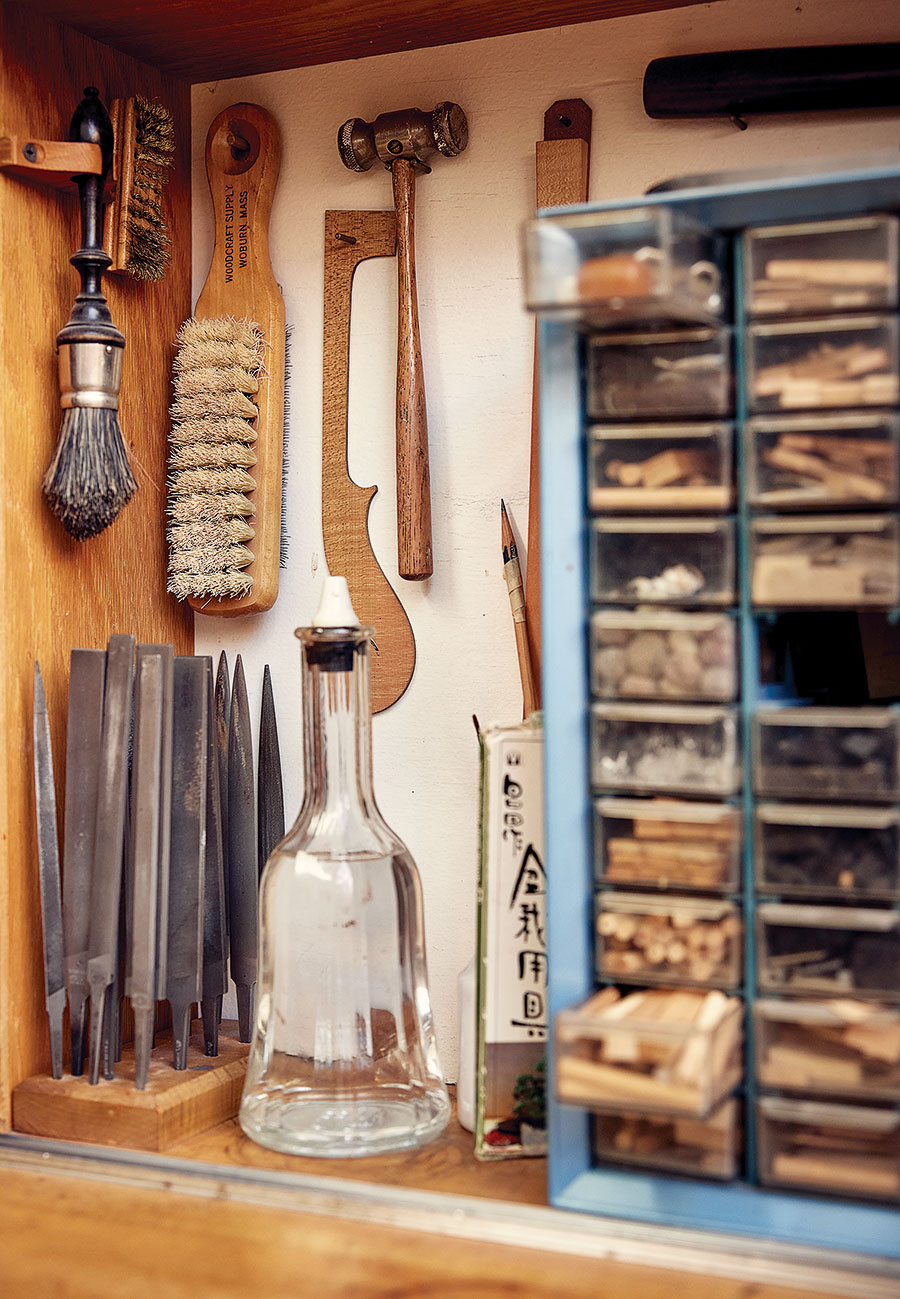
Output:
501,500,537,718
42,87,137,541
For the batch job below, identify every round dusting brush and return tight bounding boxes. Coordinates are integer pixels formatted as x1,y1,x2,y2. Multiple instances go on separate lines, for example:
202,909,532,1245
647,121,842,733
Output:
43,87,137,541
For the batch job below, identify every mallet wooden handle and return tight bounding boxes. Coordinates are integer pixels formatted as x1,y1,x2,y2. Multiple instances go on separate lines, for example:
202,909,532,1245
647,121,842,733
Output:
392,158,433,580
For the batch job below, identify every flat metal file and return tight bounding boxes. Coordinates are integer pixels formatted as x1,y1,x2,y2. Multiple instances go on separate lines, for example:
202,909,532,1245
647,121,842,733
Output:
228,654,257,1043
127,648,166,1089
62,648,105,1076
87,633,135,1086
257,664,284,878
33,662,65,1080
167,656,207,1069
201,657,227,1056
215,651,230,956
151,646,175,1023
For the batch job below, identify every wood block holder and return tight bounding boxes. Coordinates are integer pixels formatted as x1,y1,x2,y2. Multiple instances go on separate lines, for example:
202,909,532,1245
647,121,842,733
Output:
11,1022,249,1152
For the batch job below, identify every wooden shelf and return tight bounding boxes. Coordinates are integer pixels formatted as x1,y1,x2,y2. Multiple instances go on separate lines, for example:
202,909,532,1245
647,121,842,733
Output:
25,0,714,81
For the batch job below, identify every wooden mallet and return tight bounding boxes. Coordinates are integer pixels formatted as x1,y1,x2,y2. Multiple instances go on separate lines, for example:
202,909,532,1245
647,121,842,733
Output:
338,103,469,580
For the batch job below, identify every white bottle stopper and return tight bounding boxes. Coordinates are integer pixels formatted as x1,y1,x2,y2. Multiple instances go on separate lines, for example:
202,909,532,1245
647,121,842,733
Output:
313,576,360,628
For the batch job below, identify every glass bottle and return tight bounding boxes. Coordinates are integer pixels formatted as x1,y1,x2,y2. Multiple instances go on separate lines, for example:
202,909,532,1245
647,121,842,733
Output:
239,578,450,1157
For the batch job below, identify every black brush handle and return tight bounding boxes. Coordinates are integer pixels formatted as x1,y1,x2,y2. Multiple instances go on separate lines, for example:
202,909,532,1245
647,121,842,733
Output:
58,87,123,347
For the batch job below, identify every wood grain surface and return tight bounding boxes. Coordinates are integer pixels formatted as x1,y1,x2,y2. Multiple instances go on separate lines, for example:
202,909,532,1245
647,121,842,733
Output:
0,1161,858,1299
187,101,286,616
12,1023,248,1151
322,209,417,713
0,2,192,1131
26,0,719,80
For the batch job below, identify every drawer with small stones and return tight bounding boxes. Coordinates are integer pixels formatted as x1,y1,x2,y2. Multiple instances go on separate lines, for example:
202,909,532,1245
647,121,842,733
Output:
746,315,900,413
754,999,900,1102
753,707,900,802
556,986,743,1117
596,892,743,989
586,328,733,420
590,518,736,607
755,804,900,901
590,611,737,703
750,515,900,609
756,903,900,999
592,702,741,797
523,204,729,326
588,423,734,513
744,412,900,510
743,214,899,318
594,798,741,892
592,1096,740,1180
757,1096,900,1203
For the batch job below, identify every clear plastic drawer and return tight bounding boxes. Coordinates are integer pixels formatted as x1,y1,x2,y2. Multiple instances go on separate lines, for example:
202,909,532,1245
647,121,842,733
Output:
592,1096,740,1180
588,423,734,513
556,986,743,1117
753,707,900,802
592,702,740,797
587,328,733,420
744,412,900,510
596,892,742,989
591,518,736,607
523,205,728,326
756,902,900,999
746,315,900,413
750,515,900,608
590,611,737,702
754,999,900,1101
755,804,900,900
757,1096,900,1202
744,214,899,317
594,798,741,892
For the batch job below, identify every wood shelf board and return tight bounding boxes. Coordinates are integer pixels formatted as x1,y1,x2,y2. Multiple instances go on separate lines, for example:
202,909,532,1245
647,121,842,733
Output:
24,0,716,81
12,1025,249,1152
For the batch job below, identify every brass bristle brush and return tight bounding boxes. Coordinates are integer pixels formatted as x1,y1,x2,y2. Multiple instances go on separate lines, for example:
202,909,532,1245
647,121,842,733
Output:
106,95,175,282
43,87,137,541
167,102,285,615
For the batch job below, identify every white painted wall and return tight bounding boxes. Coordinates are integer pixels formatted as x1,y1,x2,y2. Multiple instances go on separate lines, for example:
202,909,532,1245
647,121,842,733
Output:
192,0,900,1079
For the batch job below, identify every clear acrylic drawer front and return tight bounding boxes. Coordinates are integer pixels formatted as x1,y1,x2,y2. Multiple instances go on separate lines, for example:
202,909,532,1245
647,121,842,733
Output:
757,1096,900,1203
596,892,742,988
586,329,733,420
556,986,743,1118
756,902,900,999
755,804,900,900
590,518,736,607
523,205,728,326
592,701,740,797
746,315,900,413
590,612,737,702
754,999,900,1101
744,214,899,317
592,1096,740,1181
744,412,900,510
588,423,734,513
750,515,900,609
594,797,741,891
753,707,900,802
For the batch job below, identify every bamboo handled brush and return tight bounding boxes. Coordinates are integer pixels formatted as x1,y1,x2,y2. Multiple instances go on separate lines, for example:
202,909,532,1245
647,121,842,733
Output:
167,102,285,615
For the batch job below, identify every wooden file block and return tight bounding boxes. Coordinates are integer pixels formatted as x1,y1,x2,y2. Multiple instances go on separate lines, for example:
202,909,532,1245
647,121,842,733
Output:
11,1022,248,1152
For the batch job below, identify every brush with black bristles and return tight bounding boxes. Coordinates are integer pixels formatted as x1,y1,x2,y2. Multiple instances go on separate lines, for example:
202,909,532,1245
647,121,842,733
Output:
42,87,137,541
166,102,285,615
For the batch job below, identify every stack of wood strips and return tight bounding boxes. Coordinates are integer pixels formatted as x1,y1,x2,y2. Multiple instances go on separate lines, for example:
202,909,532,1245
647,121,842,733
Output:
758,999,900,1094
605,810,737,888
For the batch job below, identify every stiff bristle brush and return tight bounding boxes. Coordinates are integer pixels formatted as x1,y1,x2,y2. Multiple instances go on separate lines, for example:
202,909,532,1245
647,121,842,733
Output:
105,95,176,282
43,87,137,541
167,102,286,615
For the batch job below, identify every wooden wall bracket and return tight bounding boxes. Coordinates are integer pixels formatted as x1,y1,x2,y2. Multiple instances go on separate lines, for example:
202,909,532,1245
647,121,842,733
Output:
0,134,102,189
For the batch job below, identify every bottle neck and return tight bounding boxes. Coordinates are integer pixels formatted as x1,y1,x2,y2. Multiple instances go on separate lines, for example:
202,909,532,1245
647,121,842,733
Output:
299,629,378,843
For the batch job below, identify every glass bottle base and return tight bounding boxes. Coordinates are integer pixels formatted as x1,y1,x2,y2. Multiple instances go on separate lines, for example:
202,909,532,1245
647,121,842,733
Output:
239,1085,451,1158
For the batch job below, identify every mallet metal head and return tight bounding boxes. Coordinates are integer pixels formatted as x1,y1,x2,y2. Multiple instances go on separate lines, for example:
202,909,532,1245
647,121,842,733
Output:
338,102,468,173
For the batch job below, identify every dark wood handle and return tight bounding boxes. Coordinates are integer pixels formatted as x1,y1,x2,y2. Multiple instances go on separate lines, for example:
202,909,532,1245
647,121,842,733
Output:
392,159,433,580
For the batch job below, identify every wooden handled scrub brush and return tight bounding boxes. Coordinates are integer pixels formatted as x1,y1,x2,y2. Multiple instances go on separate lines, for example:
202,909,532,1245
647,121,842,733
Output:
167,103,285,615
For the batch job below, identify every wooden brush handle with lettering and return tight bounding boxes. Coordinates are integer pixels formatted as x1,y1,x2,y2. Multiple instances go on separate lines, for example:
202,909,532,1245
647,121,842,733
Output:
192,102,285,615
392,159,432,580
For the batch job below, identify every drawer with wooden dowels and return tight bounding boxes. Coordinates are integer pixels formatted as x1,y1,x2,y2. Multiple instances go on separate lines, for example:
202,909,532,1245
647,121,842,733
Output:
757,1096,900,1203
744,412,900,510
592,1096,741,1181
746,315,900,412
595,893,742,989
588,423,734,513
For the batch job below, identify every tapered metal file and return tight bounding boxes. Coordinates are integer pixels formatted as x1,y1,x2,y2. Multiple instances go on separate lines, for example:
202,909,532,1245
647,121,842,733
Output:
33,662,65,1080
201,657,228,1056
228,655,257,1042
257,664,284,877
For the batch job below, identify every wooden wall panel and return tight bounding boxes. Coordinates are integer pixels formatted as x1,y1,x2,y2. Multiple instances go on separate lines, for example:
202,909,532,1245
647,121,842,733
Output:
0,2,192,1127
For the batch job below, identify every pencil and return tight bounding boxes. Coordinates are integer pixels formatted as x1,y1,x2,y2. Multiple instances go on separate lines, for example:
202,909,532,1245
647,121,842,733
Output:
501,500,538,717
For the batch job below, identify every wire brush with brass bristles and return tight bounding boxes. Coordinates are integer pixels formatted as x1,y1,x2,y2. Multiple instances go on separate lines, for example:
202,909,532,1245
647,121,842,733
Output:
105,95,175,282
